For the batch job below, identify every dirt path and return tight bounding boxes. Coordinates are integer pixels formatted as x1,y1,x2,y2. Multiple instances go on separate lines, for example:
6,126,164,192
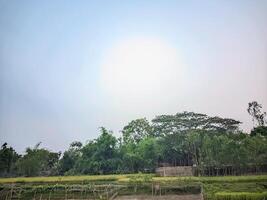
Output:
115,194,203,200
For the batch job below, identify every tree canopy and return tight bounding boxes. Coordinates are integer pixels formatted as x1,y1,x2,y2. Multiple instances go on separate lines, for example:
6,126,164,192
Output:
1,106,267,177
152,111,241,135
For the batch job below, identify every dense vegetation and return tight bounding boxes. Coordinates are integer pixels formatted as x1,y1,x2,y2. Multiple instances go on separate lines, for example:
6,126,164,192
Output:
0,101,266,177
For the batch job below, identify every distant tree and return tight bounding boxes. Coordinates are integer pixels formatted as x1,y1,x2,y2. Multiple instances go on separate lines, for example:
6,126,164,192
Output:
58,141,82,175
16,143,60,176
75,127,120,174
0,143,20,177
120,144,142,173
3,109,267,177
243,134,267,169
152,111,241,135
70,141,82,149
122,118,154,144
247,101,266,127
136,137,160,171
250,126,267,137
157,133,191,166
185,130,204,167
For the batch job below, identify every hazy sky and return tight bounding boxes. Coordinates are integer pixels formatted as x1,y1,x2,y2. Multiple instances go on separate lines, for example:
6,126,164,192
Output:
1,0,267,153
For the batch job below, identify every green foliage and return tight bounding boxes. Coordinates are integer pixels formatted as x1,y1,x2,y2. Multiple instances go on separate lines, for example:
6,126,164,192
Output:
74,127,121,174
152,111,241,136
59,141,82,175
250,126,267,136
215,192,267,200
157,133,190,166
122,118,153,144
136,137,160,171
15,143,60,177
1,109,267,177
0,143,20,176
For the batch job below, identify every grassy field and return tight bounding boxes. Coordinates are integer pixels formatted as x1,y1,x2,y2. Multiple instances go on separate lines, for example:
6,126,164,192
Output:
0,174,266,199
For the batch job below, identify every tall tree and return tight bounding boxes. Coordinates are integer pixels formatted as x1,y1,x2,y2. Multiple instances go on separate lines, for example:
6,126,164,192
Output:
136,137,160,171
152,111,241,135
75,127,120,174
122,118,154,144
157,133,191,166
16,143,60,176
0,143,20,176
247,101,266,126
59,141,82,175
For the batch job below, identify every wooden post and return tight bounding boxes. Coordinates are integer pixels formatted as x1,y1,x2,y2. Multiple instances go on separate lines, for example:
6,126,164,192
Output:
33,189,36,200
65,186,67,200
151,183,153,196
10,184,14,200
154,183,160,196
72,186,74,200
105,185,108,199
18,188,22,199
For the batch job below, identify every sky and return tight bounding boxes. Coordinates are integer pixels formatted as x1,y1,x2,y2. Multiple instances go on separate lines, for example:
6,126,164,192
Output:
0,0,267,153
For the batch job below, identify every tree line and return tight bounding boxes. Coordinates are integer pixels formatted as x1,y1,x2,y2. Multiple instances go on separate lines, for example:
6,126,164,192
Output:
0,101,266,177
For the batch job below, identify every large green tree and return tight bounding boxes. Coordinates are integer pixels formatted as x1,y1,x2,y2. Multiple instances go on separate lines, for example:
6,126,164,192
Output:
58,141,82,175
16,143,60,177
0,143,20,177
75,127,121,174
152,111,241,135
122,118,154,144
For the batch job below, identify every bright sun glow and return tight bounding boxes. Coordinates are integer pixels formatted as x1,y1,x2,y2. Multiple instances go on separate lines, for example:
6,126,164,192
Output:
101,37,185,107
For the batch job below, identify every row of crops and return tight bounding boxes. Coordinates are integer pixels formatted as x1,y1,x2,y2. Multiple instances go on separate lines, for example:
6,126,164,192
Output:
0,174,266,200
214,192,267,200
0,183,202,200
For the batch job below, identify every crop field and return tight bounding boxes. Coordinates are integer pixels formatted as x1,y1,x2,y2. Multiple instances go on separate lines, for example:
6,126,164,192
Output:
0,174,267,200
1,174,267,184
